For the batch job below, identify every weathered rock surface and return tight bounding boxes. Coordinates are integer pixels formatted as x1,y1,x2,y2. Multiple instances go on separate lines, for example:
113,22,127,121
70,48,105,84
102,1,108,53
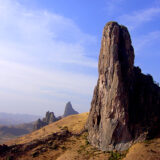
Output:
86,21,160,151
34,111,57,130
63,102,79,117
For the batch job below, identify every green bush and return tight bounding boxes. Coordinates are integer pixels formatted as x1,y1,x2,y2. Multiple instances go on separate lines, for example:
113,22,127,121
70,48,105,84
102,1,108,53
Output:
85,140,89,145
109,151,124,160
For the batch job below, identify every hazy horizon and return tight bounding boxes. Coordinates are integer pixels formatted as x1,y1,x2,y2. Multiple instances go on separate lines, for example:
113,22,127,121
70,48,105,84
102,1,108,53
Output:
0,0,160,116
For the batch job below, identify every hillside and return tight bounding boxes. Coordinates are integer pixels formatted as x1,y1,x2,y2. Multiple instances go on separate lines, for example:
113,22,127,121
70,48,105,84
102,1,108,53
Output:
0,102,80,145
0,122,34,144
7,112,89,145
0,113,159,160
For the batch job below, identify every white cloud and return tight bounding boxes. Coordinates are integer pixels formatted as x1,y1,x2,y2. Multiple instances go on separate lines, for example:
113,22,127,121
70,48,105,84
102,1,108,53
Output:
0,0,98,115
0,0,97,67
0,59,97,115
0,60,96,95
118,7,160,30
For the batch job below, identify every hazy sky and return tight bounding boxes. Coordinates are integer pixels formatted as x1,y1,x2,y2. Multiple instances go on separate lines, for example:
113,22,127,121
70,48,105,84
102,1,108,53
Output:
0,0,160,116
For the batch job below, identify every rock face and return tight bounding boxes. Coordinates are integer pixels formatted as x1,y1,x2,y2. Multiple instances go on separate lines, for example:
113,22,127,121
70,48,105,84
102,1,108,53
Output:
86,22,160,151
63,102,79,117
34,111,57,130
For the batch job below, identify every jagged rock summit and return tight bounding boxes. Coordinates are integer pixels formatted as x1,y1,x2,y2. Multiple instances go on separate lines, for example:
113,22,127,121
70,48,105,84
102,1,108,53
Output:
34,111,57,130
86,21,160,151
34,102,78,130
63,102,79,117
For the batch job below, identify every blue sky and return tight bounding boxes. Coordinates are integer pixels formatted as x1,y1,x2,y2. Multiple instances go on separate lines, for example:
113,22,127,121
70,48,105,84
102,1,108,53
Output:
0,0,160,116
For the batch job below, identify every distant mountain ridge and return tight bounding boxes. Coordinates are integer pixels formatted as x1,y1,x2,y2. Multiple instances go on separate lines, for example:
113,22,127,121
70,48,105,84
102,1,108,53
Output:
0,113,39,143
0,112,41,125
0,122,34,144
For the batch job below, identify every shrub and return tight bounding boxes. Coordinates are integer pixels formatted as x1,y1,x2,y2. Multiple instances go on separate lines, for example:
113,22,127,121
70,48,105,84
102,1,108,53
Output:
109,151,125,160
61,145,66,150
51,144,58,150
62,126,68,131
85,140,89,145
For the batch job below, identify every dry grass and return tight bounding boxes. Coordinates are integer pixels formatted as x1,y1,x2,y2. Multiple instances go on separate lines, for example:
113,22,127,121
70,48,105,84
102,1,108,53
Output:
6,112,89,145
3,112,110,160
124,138,160,160
10,132,110,160
3,112,160,160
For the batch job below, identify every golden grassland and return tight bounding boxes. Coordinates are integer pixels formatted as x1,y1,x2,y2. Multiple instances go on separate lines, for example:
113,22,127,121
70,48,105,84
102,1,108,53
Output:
7,112,89,145
3,112,160,160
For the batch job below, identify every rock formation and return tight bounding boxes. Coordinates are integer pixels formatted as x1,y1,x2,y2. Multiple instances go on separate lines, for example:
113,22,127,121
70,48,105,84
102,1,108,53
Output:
34,111,57,130
34,102,78,130
63,102,79,117
86,21,160,151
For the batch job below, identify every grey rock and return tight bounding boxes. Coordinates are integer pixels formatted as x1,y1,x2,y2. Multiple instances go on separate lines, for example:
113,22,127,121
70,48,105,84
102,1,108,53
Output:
86,21,160,151
34,111,57,130
63,102,79,117
43,111,56,124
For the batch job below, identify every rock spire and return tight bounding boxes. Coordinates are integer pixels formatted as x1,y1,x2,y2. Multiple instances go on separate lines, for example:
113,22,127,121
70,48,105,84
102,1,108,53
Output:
63,102,79,117
86,21,160,151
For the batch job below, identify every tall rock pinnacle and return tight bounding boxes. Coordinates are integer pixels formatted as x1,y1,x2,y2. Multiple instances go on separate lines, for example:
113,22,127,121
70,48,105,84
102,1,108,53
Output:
63,102,79,117
86,22,160,151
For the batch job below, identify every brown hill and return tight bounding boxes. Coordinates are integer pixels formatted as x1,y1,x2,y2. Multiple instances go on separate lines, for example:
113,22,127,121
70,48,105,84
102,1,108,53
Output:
7,112,89,145
0,113,160,160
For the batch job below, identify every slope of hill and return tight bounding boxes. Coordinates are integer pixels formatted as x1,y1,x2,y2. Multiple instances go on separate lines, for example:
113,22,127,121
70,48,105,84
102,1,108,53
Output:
0,113,160,160
0,103,79,145
7,112,89,145
0,122,34,144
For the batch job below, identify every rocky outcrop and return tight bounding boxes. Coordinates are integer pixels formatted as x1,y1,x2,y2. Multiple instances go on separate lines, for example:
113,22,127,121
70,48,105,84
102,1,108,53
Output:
63,102,79,117
34,102,78,130
34,111,57,130
86,21,160,151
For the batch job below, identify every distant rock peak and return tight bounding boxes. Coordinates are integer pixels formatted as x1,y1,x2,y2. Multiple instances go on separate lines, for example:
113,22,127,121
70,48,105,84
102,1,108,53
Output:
43,111,56,124
34,111,57,130
63,102,79,117
34,102,79,130
86,21,160,151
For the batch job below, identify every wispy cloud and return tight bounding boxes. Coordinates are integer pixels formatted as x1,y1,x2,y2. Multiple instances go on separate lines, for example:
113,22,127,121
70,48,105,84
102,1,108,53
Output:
0,59,96,115
0,0,97,68
118,7,160,29
0,0,98,115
